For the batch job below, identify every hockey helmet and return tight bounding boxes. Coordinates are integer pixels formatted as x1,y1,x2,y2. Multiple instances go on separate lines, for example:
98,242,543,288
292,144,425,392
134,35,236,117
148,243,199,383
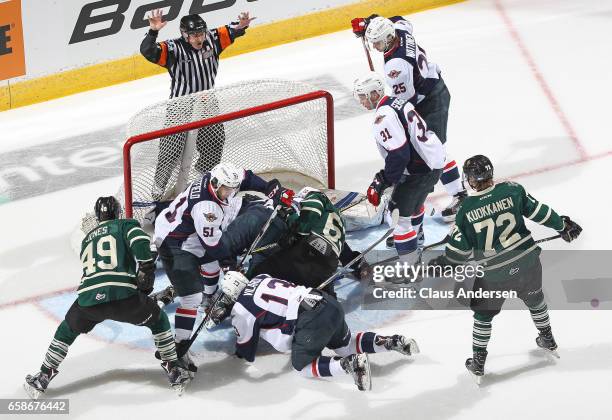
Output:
365,17,396,52
222,271,250,302
353,72,385,107
180,14,207,39
210,162,243,202
463,155,494,189
94,196,121,222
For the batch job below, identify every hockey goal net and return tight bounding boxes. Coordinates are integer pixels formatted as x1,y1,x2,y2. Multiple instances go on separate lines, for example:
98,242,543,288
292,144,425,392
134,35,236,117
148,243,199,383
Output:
81,79,334,232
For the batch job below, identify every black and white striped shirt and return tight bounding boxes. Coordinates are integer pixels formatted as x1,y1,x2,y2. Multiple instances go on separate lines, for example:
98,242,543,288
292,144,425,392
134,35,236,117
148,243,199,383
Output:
141,24,246,98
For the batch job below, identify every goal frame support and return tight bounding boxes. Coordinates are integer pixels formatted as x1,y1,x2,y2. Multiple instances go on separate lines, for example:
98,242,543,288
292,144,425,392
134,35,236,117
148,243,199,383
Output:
122,90,335,218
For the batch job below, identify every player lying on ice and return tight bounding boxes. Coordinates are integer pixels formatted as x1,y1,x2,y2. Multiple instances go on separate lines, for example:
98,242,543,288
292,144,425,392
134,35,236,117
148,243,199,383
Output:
206,271,420,391
427,155,582,384
24,197,192,399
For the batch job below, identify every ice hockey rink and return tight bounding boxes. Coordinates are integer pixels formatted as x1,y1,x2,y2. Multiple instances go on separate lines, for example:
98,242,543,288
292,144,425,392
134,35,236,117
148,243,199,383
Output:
1,0,611,418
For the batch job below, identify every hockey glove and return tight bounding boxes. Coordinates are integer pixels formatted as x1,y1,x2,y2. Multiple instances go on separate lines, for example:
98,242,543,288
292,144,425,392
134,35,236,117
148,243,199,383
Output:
265,179,295,207
351,17,368,37
137,260,156,295
367,170,389,206
560,216,582,242
219,257,238,274
351,15,379,37
346,251,371,280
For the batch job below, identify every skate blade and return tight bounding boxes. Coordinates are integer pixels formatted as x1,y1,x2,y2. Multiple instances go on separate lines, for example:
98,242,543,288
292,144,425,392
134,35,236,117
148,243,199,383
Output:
23,383,42,400
467,371,483,386
409,339,420,355
172,383,186,396
541,348,560,359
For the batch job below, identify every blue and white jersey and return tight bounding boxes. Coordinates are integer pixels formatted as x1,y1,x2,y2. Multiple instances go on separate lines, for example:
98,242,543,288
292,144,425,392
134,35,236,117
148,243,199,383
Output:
383,16,441,104
231,274,312,362
153,169,268,258
373,95,447,183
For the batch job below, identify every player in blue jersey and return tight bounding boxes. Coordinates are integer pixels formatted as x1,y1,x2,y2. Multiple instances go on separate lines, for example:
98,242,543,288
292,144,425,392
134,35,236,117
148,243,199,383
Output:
354,73,447,271
352,14,466,222
153,162,292,360
207,272,420,391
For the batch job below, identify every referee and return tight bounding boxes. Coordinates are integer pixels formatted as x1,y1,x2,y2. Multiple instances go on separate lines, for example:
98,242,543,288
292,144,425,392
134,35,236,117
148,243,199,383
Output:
140,9,255,199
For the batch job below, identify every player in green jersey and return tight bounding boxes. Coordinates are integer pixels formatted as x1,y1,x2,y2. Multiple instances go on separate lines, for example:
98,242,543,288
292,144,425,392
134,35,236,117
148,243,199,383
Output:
430,155,582,383
249,188,362,296
24,197,191,399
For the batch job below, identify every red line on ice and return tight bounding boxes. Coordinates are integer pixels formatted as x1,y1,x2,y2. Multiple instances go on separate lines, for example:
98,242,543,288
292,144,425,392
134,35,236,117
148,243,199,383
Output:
494,0,587,160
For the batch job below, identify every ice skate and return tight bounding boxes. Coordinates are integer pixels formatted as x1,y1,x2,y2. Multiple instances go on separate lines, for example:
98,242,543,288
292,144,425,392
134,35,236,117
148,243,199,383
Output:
24,369,58,400
465,350,487,385
379,335,420,356
341,354,372,391
536,329,559,359
161,360,192,395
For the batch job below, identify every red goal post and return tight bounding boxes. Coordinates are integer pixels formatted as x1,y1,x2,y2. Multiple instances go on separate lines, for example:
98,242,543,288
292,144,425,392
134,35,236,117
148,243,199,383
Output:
120,80,335,221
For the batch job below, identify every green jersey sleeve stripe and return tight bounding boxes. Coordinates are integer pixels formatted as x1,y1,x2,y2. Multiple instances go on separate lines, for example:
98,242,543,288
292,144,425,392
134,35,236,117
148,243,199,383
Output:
129,235,150,246
127,226,146,237
301,198,324,206
538,207,552,224
81,271,136,281
527,201,542,220
300,207,322,216
78,281,138,294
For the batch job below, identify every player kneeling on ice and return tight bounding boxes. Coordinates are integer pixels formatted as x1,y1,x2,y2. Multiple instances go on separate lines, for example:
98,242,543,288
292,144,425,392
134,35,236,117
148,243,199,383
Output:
153,162,292,362
208,271,420,391
427,155,582,384
25,197,191,399
354,73,448,278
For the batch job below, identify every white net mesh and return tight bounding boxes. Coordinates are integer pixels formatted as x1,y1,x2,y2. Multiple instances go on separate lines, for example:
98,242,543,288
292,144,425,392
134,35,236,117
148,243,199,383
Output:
81,79,332,233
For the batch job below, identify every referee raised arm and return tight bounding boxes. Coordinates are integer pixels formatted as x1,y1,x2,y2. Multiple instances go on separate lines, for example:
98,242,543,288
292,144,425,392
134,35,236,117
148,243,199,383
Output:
140,9,255,200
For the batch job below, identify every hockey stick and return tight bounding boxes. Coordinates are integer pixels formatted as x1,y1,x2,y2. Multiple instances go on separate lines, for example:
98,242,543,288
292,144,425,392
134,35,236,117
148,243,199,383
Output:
237,204,282,269
361,37,374,71
535,234,562,244
373,233,565,269
158,205,283,360
317,208,399,291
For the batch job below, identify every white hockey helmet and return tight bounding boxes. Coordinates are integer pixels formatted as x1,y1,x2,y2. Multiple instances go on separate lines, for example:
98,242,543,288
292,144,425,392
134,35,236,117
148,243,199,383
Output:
365,17,396,52
222,271,250,302
353,72,385,106
210,162,243,201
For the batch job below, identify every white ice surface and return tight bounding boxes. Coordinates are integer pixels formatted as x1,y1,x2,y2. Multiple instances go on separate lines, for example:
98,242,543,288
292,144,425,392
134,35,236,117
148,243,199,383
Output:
1,0,611,418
